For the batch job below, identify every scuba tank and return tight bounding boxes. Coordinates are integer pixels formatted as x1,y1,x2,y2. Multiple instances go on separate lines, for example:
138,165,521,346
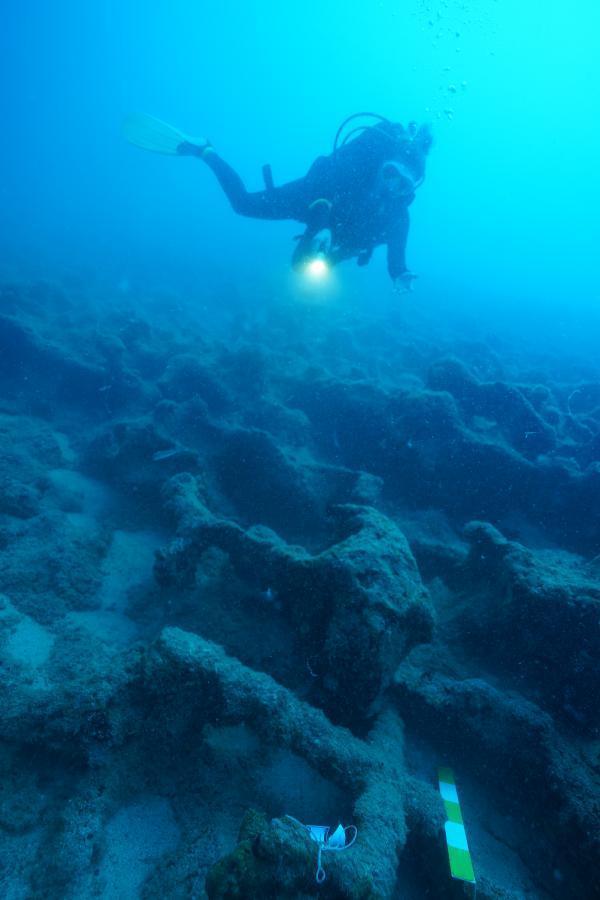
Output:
332,111,393,153
262,113,395,190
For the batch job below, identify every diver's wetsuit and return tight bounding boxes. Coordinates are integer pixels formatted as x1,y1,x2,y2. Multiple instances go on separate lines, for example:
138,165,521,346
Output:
202,121,426,279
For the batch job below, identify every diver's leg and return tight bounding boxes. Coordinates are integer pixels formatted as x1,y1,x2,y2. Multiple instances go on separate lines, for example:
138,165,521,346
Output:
202,149,309,221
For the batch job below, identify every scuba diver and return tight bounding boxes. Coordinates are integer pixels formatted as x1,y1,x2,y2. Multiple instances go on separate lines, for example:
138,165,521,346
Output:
123,112,432,291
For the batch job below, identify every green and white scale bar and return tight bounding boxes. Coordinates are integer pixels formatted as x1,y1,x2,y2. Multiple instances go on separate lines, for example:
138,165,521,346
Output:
438,767,476,885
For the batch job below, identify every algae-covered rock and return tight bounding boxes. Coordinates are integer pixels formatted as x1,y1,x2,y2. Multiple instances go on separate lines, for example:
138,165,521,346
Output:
393,654,600,897
207,811,387,899
427,356,557,456
214,426,322,537
147,628,408,898
0,511,109,623
0,480,40,518
2,276,600,899
206,815,318,899
155,488,433,724
158,352,232,411
462,521,600,730
316,504,434,721
0,745,48,834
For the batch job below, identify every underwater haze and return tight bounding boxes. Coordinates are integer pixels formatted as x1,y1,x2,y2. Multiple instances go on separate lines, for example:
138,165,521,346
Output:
2,1,600,335
1,2,599,899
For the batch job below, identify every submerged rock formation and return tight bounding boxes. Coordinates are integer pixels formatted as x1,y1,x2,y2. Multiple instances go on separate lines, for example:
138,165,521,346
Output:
155,478,433,724
0,279,598,898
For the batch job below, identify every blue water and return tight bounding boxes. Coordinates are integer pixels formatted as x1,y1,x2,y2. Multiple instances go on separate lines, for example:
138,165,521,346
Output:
1,3,599,899
2,1,599,338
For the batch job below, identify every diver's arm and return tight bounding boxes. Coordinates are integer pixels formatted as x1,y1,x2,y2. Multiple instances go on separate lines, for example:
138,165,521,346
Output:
387,207,410,279
387,208,417,292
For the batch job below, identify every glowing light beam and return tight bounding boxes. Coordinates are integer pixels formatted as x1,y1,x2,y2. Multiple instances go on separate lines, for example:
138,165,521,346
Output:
306,257,329,278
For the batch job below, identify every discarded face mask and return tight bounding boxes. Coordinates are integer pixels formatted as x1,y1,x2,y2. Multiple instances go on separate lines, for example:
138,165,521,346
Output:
287,818,357,883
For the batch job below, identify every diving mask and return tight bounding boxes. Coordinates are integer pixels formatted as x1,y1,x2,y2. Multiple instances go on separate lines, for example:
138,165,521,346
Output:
380,161,418,197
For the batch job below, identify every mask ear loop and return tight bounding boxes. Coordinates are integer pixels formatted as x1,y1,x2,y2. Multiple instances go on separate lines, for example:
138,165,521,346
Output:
316,845,326,883
344,825,358,848
316,825,358,882
286,818,357,884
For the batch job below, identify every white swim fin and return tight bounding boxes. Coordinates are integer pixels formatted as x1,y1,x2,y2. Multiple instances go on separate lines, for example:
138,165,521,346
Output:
122,112,206,155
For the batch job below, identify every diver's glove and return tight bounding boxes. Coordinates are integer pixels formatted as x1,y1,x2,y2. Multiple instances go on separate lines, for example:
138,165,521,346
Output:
312,229,332,255
292,229,332,271
393,272,418,294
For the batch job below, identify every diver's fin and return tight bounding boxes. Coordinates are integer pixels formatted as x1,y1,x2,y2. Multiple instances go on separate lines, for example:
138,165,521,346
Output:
122,112,205,155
